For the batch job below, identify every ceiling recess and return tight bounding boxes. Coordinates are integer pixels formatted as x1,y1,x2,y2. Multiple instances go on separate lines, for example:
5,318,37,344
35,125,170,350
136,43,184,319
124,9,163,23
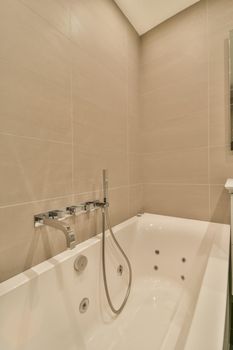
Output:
114,0,200,35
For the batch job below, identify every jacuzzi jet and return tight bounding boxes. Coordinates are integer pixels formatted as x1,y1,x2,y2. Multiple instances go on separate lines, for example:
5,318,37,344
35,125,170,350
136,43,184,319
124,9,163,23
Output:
79,298,89,313
117,265,123,276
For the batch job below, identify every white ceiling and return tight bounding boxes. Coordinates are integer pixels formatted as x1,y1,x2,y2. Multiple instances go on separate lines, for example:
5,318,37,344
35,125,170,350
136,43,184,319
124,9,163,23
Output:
114,0,200,35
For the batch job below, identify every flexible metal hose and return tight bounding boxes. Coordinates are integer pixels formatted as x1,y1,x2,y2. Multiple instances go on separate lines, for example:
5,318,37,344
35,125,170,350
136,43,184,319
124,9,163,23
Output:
101,207,132,315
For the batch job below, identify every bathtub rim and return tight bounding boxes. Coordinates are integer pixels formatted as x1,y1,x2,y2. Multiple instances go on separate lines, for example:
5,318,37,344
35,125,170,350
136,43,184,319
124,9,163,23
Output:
0,213,229,297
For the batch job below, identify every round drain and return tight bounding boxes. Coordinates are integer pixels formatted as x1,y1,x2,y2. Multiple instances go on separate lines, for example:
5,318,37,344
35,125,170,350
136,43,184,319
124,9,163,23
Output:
154,265,158,270
181,275,185,281
79,298,89,313
181,257,186,263
155,250,160,255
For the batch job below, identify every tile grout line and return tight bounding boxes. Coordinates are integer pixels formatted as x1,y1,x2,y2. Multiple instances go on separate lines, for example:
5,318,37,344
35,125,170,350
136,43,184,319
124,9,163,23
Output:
126,30,131,217
206,0,211,220
0,185,138,210
17,0,71,41
70,3,75,202
0,131,73,146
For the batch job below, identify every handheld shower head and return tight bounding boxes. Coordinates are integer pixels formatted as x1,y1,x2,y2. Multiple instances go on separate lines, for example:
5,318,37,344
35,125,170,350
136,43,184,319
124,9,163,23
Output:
103,169,108,203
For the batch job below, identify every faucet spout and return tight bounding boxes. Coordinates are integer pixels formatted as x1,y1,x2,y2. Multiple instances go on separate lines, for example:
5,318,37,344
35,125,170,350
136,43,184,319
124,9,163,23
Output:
35,213,76,249
43,218,76,249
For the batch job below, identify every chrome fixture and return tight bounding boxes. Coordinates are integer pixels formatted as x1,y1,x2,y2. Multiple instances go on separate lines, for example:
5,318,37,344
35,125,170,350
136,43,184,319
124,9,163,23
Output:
74,255,88,273
66,202,93,215
100,169,132,315
34,210,76,249
66,201,103,215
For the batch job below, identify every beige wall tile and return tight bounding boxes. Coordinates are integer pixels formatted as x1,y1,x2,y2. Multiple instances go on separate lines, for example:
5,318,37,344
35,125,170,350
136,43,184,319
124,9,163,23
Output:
128,113,141,153
143,183,210,221
6,0,233,282
210,185,230,224
141,58,208,95
141,79,208,127
76,122,127,155
142,148,208,184
207,0,233,35
141,1,207,65
70,0,127,82
209,146,233,184
0,0,71,86
0,195,74,282
126,22,141,65
0,134,72,206
140,0,233,224
129,153,142,185
72,45,127,116
141,109,208,152
0,60,71,142
209,91,230,147
73,97,126,133
0,196,74,252
129,185,143,217
0,0,141,282
108,187,130,226
20,0,70,37
73,192,103,240
74,151,129,194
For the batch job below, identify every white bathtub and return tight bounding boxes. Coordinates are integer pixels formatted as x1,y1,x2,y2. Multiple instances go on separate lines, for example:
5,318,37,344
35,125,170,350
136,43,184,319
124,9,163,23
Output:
0,213,230,350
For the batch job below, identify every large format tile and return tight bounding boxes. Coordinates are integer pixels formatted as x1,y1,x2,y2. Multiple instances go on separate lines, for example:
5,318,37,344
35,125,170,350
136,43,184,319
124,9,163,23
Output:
141,78,208,128
210,185,230,224
73,97,126,134
209,145,233,184
0,195,74,282
141,1,207,65
0,0,141,283
70,0,127,82
0,0,71,86
128,113,141,153
129,153,142,185
0,60,71,142
141,109,208,152
142,147,208,184
207,0,233,36
141,48,208,95
72,45,127,117
143,183,210,221
20,0,70,37
108,187,130,226
74,151,129,194
76,122,127,155
0,133,72,206
129,184,143,217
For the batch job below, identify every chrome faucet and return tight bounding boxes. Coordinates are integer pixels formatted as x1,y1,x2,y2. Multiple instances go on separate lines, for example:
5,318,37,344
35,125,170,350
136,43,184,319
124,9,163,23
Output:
34,210,76,249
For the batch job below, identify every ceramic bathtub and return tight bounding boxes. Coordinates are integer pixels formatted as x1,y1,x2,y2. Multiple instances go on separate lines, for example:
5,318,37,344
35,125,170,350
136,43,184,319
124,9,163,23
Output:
0,213,230,350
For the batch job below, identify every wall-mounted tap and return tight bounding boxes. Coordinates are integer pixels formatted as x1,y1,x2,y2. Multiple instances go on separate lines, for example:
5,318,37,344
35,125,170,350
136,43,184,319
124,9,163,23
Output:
34,210,76,249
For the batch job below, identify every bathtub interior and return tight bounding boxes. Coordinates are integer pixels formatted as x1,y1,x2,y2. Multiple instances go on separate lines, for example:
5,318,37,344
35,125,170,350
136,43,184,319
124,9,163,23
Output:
0,213,230,350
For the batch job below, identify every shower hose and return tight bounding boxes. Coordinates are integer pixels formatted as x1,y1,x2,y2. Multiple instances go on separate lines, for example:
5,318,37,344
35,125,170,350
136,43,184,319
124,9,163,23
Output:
101,206,132,315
